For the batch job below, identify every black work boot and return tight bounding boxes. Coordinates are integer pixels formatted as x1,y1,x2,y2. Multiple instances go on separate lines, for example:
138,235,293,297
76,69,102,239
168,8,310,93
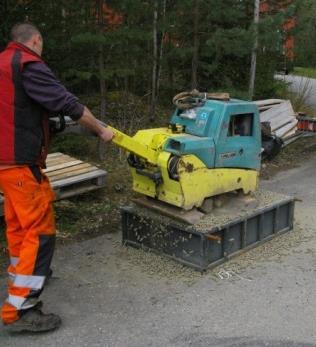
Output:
3,303,61,333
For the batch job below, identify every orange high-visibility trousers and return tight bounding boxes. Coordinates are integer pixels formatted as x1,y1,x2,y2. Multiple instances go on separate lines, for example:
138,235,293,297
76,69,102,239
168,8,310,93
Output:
0,166,56,324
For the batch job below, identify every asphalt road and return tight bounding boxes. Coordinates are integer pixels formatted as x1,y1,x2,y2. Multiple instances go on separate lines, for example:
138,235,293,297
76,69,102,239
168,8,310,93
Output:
0,157,316,346
275,74,316,109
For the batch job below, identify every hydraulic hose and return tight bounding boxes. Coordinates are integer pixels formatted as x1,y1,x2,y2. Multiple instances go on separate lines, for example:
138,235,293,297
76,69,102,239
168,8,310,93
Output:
172,89,230,110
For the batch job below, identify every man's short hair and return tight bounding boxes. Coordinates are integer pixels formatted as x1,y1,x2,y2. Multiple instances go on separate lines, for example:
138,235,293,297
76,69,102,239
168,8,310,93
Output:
11,23,41,43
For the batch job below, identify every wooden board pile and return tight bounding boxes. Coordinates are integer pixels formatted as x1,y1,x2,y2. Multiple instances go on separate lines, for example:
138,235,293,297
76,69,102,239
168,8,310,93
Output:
254,99,298,141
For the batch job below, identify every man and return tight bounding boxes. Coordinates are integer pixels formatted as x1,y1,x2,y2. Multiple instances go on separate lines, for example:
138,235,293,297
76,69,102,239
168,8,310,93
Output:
0,23,114,332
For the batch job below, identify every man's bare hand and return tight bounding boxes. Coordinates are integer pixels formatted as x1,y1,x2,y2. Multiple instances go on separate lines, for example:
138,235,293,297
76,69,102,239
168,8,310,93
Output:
99,127,115,143
78,106,115,142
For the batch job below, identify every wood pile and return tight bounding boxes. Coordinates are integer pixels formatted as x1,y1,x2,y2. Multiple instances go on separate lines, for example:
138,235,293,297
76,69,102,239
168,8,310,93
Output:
254,99,298,141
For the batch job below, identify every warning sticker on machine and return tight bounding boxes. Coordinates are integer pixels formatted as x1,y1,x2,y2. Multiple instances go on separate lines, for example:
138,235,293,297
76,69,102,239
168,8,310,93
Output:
220,152,237,159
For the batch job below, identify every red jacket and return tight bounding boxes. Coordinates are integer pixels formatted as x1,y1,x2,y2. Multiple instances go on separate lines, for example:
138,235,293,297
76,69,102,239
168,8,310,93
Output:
0,42,50,166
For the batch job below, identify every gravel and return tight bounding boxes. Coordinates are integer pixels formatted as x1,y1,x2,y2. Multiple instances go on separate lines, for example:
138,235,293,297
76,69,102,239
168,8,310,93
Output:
119,242,200,284
113,220,310,283
213,222,312,276
129,189,292,233
117,189,304,281
194,189,292,231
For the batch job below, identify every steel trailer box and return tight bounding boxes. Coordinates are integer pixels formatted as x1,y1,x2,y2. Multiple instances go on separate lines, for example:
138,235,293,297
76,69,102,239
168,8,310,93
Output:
121,192,295,272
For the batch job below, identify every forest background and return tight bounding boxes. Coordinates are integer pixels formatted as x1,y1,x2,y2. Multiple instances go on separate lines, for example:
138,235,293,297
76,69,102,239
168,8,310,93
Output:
1,0,313,118
0,0,316,240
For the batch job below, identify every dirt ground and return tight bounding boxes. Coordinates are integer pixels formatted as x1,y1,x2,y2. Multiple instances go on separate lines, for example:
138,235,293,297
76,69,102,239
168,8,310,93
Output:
260,136,316,179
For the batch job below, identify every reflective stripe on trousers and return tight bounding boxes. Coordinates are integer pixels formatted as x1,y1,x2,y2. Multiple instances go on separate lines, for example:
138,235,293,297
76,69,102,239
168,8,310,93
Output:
10,256,19,266
8,257,19,282
7,295,38,310
13,274,45,290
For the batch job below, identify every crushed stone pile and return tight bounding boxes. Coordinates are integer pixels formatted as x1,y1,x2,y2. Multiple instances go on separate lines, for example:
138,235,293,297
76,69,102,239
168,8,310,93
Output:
131,189,292,233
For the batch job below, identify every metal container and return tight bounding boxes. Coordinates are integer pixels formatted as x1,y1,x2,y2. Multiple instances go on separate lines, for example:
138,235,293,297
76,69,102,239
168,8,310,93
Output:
121,197,295,272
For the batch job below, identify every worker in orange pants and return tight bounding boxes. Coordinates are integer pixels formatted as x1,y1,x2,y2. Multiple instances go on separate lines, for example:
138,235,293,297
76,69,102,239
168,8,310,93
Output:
0,166,56,326
0,22,114,333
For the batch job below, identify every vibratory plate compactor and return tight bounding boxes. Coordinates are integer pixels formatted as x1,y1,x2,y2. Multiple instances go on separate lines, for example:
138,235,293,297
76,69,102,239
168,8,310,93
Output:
105,91,295,271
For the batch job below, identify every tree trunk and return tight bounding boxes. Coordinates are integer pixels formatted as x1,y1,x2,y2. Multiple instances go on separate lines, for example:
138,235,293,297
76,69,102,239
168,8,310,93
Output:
156,0,167,99
191,0,200,90
249,0,260,100
149,0,158,122
97,0,107,160
167,54,174,90
99,45,107,119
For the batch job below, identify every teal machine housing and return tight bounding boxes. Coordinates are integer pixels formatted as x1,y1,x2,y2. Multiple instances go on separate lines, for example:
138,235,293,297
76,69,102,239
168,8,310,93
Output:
164,99,262,171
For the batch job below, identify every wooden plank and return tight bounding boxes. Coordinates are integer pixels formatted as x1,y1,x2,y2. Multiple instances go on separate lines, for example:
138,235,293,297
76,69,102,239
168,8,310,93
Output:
49,166,97,182
46,155,74,166
260,100,295,123
254,99,285,107
45,163,92,179
261,106,295,123
257,106,274,112
48,166,96,181
51,169,107,189
46,154,72,162
266,112,295,124
45,160,74,169
275,119,298,138
43,160,83,173
270,115,296,132
47,152,64,158
283,129,297,140
46,153,69,160
45,159,74,168
56,185,103,200
262,102,295,121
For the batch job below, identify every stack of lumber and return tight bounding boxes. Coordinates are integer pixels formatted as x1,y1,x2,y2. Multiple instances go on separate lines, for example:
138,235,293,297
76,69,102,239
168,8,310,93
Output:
254,99,298,141
0,152,107,217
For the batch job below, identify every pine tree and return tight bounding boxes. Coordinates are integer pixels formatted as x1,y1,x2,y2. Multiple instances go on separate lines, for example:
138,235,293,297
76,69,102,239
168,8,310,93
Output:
294,0,316,67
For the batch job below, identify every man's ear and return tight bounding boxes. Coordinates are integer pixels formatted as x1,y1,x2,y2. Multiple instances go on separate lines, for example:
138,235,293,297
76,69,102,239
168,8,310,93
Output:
30,34,37,46
35,34,41,44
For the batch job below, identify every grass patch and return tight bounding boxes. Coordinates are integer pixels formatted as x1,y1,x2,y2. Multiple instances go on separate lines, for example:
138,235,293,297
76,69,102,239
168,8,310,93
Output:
276,75,316,115
293,67,316,79
54,189,115,239
52,144,133,240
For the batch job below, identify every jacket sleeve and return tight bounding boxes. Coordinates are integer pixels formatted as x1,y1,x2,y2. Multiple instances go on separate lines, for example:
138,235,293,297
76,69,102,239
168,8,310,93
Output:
22,62,84,121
